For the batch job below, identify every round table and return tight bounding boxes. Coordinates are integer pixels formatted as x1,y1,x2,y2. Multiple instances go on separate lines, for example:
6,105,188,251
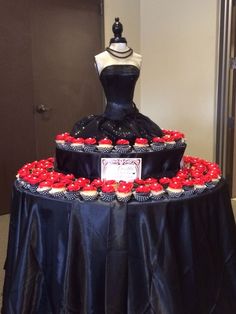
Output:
2,181,236,314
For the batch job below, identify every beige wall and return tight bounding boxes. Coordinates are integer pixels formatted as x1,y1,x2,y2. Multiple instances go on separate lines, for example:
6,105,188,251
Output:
104,0,218,160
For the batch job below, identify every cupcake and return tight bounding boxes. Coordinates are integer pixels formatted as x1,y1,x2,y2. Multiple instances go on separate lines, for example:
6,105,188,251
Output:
114,139,131,153
84,138,97,152
91,178,103,191
64,136,76,151
159,177,171,189
172,132,185,147
163,135,176,149
166,181,183,198
203,174,216,189
97,138,113,153
151,137,165,151
55,132,70,149
49,182,66,198
77,177,90,188
133,185,151,202
133,178,146,188
16,169,29,188
70,137,84,152
100,184,116,202
36,180,53,195
27,176,41,192
150,183,165,200
133,138,149,152
116,182,133,202
80,184,98,201
144,177,158,186
65,183,81,200
194,178,206,193
182,179,195,196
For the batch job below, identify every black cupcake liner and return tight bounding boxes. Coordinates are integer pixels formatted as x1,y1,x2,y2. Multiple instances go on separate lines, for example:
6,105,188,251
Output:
133,192,150,202
70,145,84,152
65,191,80,200
195,186,206,194
183,189,195,196
114,145,131,153
150,143,165,151
37,188,51,195
151,191,165,200
167,190,183,198
84,145,96,153
133,146,149,153
80,192,98,201
49,191,65,198
97,146,113,153
116,194,132,202
28,184,38,193
100,192,116,202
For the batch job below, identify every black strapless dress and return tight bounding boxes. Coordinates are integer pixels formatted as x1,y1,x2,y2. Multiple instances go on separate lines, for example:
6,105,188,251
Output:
71,65,162,144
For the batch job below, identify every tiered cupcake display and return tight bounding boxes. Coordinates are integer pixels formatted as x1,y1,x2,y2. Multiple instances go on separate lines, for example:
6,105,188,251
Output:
16,154,221,203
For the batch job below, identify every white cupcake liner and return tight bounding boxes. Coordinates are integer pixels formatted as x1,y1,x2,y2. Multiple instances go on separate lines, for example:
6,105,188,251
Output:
150,143,165,151
100,192,116,202
114,145,131,153
84,145,96,153
133,192,150,202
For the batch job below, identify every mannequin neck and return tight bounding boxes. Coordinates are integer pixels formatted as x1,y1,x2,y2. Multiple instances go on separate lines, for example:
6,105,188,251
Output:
109,42,129,52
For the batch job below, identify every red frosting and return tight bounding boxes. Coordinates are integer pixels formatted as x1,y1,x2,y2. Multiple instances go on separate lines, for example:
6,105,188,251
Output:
150,183,164,192
84,137,96,145
91,178,103,188
135,137,148,145
82,184,97,191
52,182,66,188
55,133,70,141
168,181,183,189
159,177,171,185
117,182,133,193
67,183,80,192
102,184,115,193
152,137,165,143
145,177,158,185
116,139,129,145
135,185,151,193
98,138,112,145
73,137,84,144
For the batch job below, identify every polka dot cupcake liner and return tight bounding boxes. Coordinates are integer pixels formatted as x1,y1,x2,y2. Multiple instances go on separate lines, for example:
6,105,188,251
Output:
28,185,38,193
183,189,195,196
167,190,183,198
151,192,165,200
150,143,165,151
114,145,132,153
65,191,80,200
195,187,206,194
100,192,116,202
70,145,84,152
37,189,51,195
133,146,149,153
80,192,98,201
49,191,65,198
133,192,151,202
83,145,96,153
116,194,132,202
97,146,113,153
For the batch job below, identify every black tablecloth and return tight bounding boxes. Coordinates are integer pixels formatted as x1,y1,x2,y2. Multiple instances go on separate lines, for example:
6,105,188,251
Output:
2,181,236,314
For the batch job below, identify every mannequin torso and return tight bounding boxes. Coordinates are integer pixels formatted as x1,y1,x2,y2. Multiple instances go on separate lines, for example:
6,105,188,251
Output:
95,43,142,75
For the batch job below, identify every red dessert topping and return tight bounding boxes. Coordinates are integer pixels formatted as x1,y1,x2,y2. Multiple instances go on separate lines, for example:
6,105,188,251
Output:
152,137,165,143
135,185,151,193
150,183,164,192
84,138,96,145
116,139,129,145
73,137,84,144
98,138,112,145
82,184,97,191
159,177,171,185
135,138,148,145
168,181,183,189
117,182,133,193
145,178,158,185
102,184,116,193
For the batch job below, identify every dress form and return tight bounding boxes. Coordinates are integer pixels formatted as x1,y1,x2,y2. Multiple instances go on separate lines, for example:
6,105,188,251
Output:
71,18,162,142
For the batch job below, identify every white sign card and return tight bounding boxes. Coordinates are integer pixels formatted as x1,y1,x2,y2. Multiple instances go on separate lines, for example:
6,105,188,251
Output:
101,158,142,182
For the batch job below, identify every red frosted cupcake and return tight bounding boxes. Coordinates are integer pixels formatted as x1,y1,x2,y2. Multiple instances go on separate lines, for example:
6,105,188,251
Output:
182,179,195,196
70,137,84,152
80,184,98,201
163,135,176,149
49,182,66,198
97,138,113,153
151,137,165,151
150,183,165,200
116,182,133,202
133,138,149,152
114,139,131,153
159,177,171,189
55,132,70,149
166,181,183,198
100,184,116,202
84,137,97,152
133,185,151,202
65,183,81,200
36,180,53,195
194,178,206,193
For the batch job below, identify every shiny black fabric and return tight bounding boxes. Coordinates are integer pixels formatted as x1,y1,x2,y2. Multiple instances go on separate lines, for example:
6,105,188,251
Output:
71,65,163,143
2,181,236,314
55,145,186,180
